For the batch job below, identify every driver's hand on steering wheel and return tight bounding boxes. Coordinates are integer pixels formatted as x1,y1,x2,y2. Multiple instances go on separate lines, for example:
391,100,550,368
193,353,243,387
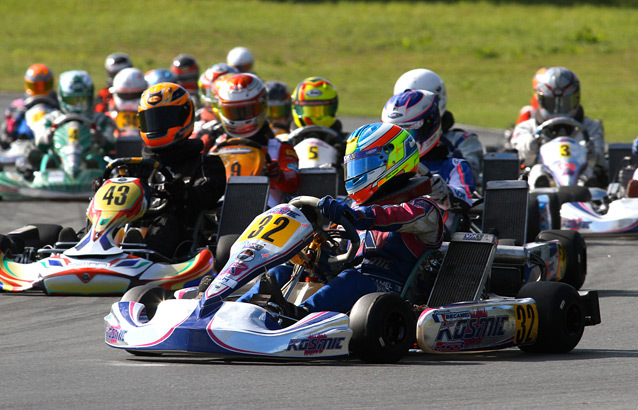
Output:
318,196,359,226
165,179,187,201
91,177,104,193
265,161,284,182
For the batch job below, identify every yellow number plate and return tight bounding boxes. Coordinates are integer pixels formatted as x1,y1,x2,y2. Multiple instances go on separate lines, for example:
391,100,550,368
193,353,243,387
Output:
238,215,300,247
95,181,142,211
514,303,539,345
115,112,139,129
559,143,571,158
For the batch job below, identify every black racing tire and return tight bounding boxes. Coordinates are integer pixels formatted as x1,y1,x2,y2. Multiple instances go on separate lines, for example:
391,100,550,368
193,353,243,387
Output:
214,234,240,273
517,281,585,353
536,229,587,290
349,292,416,364
121,284,175,320
526,196,540,244
556,185,591,205
31,223,63,247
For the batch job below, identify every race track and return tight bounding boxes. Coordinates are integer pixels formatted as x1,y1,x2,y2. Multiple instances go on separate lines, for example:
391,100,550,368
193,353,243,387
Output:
1,93,637,409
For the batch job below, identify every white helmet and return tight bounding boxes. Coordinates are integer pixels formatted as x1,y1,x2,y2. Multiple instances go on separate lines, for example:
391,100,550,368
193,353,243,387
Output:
110,67,147,111
393,68,447,116
226,47,254,73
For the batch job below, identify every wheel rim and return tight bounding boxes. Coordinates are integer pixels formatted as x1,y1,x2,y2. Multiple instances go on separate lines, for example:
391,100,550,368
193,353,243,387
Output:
564,303,584,336
383,311,408,346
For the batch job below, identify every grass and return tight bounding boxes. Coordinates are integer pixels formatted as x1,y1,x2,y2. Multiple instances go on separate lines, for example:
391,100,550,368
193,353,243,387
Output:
2,0,637,141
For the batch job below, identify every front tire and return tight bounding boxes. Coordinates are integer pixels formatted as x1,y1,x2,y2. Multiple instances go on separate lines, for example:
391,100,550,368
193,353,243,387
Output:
121,284,175,320
349,292,416,364
517,281,585,353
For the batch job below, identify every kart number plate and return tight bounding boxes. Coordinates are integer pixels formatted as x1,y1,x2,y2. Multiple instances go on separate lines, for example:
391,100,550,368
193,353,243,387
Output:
115,112,139,129
96,181,142,211
239,214,300,247
559,143,571,158
514,303,538,345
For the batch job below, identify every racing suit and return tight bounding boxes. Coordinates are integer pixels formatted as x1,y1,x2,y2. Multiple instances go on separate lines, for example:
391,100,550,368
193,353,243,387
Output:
440,110,484,185
214,123,301,207
238,195,443,313
140,138,227,257
94,87,115,114
37,109,117,153
420,145,475,234
1,93,59,148
191,107,222,153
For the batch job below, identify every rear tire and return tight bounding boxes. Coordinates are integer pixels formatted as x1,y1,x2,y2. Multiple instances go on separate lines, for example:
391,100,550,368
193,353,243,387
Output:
349,292,416,364
121,284,175,320
517,281,585,353
536,229,587,290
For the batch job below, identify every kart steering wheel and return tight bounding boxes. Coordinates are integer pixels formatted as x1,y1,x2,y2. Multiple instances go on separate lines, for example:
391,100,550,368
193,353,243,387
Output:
288,196,360,266
102,157,175,215
45,113,99,145
287,125,341,147
535,117,590,143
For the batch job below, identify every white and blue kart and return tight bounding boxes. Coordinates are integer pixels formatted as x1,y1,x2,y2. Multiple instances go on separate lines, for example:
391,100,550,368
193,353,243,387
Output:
105,196,600,362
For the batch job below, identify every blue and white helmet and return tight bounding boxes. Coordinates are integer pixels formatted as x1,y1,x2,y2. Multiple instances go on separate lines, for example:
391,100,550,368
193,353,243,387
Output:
382,90,441,158
393,68,447,116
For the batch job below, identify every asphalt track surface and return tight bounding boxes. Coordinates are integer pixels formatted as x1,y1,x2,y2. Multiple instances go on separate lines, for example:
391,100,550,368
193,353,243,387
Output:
1,92,637,409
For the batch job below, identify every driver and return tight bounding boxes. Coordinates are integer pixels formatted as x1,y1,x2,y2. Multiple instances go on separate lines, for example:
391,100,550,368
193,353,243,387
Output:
212,73,300,207
237,123,443,319
509,66,606,186
130,82,226,257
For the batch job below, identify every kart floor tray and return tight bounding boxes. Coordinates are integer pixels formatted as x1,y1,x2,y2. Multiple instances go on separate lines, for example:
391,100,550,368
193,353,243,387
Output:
427,233,497,307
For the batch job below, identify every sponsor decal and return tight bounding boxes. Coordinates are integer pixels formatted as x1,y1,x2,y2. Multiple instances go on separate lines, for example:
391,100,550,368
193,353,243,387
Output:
434,315,509,342
286,334,345,355
387,112,403,119
81,273,91,283
306,89,322,98
242,242,264,251
236,249,255,262
434,341,465,352
106,326,127,343
562,219,591,229
463,233,483,241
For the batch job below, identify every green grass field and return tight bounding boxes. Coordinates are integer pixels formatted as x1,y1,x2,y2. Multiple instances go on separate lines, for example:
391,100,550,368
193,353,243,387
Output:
2,0,637,140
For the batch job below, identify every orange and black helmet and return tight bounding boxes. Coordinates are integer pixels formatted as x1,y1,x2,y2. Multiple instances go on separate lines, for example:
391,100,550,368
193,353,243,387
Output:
138,82,194,149
25,63,54,96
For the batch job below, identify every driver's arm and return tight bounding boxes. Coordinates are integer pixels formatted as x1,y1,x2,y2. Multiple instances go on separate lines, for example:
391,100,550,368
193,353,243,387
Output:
510,120,539,167
188,154,227,210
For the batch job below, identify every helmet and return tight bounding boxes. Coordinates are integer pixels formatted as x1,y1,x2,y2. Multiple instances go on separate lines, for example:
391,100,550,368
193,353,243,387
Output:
144,69,177,87
536,66,581,120
216,73,267,138
344,122,419,205
138,82,194,149
105,52,133,86
393,68,447,115
265,81,292,128
382,90,441,157
170,54,200,92
199,63,240,106
24,64,54,96
291,77,338,128
57,70,94,114
110,67,147,111
226,47,254,73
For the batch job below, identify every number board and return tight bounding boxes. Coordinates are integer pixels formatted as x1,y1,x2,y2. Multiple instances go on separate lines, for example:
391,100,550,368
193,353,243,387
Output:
116,112,139,129
96,181,142,211
514,303,539,345
238,214,301,247
559,143,571,158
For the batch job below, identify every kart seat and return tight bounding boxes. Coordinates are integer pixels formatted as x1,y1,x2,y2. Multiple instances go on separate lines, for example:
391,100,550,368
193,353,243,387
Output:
626,179,638,198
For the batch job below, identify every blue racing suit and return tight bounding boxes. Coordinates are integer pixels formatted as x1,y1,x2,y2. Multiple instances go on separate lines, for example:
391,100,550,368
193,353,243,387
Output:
238,196,443,313
420,145,475,232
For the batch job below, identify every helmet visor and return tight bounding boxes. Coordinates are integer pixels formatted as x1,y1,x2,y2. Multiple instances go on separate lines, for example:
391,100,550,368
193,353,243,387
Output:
538,94,579,115
344,146,386,191
26,78,53,95
116,91,143,101
267,103,290,120
62,95,92,110
220,101,265,121
138,105,187,133
293,100,337,119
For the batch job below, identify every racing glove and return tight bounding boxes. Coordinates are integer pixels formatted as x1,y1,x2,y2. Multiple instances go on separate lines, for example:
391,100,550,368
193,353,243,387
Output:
318,196,358,226
265,161,283,182
165,179,187,202
91,177,104,193
429,175,451,210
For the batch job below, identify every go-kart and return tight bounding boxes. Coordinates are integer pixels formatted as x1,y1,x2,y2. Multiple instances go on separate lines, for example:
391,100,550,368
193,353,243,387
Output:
0,95,57,166
0,114,107,200
104,195,600,362
526,117,593,189
286,125,343,169
560,156,638,235
0,157,213,295
109,109,144,157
